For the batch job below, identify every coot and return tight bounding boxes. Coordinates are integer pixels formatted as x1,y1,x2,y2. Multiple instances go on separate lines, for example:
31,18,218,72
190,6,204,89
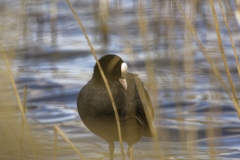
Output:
77,54,154,159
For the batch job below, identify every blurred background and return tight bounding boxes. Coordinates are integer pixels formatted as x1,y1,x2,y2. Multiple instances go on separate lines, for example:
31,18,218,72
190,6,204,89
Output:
1,0,240,159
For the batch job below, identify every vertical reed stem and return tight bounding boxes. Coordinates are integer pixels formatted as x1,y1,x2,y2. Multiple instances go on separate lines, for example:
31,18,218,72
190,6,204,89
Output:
2,114,28,160
51,0,58,46
20,85,28,160
23,85,27,113
65,0,126,159
0,42,37,160
54,126,85,160
217,0,240,76
137,1,163,159
209,0,238,104
54,127,58,160
174,0,240,117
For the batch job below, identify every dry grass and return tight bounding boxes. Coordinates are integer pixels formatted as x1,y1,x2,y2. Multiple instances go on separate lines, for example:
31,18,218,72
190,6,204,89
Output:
65,0,126,159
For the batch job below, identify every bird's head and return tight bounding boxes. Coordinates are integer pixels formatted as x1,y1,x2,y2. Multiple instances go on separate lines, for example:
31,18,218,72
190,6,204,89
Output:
93,54,128,90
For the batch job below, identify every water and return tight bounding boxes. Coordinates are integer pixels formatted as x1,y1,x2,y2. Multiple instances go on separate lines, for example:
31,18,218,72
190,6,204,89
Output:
2,0,240,159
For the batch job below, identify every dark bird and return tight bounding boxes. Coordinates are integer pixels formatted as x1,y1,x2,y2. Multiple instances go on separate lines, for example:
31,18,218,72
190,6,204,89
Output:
77,54,154,159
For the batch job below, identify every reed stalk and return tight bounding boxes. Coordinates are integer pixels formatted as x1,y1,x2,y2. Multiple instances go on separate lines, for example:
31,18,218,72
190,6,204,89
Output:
205,115,217,160
116,0,166,158
184,1,197,158
209,0,238,105
54,127,58,160
54,126,85,160
1,114,28,160
20,85,28,160
136,1,162,159
20,0,28,44
184,0,195,89
51,0,58,46
65,0,126,159
23,85,27,113
115,0,136,59
0,42,37,160
167,0,191,157
151,1,172,157
217,0,240,76
15,0,32,156
174,0,240,117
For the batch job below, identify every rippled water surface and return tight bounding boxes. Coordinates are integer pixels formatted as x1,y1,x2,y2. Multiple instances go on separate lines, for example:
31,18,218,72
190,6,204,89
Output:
2,0,240,159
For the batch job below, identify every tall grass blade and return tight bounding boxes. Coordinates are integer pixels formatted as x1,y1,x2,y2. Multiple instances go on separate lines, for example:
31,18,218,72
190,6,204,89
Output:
136,1,163,159
174,0,240,117
209,0,238,104
65,0,126,159
217,0,240,76
54,127,58,160
54,126,85,160
0,41,37,160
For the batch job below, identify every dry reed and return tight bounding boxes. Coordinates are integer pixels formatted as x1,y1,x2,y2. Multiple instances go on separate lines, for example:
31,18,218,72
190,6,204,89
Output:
184,1,197,158
54,126,85,160
217,0,240,76
0,42,37,160
174,0,240,117
65,0,126,159
136,1,166,159
54,127,58,160
209,0,238,105
51,0,58,46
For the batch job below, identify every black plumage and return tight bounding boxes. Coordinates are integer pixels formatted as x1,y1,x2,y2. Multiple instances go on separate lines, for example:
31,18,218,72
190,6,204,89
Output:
77,54,154,159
